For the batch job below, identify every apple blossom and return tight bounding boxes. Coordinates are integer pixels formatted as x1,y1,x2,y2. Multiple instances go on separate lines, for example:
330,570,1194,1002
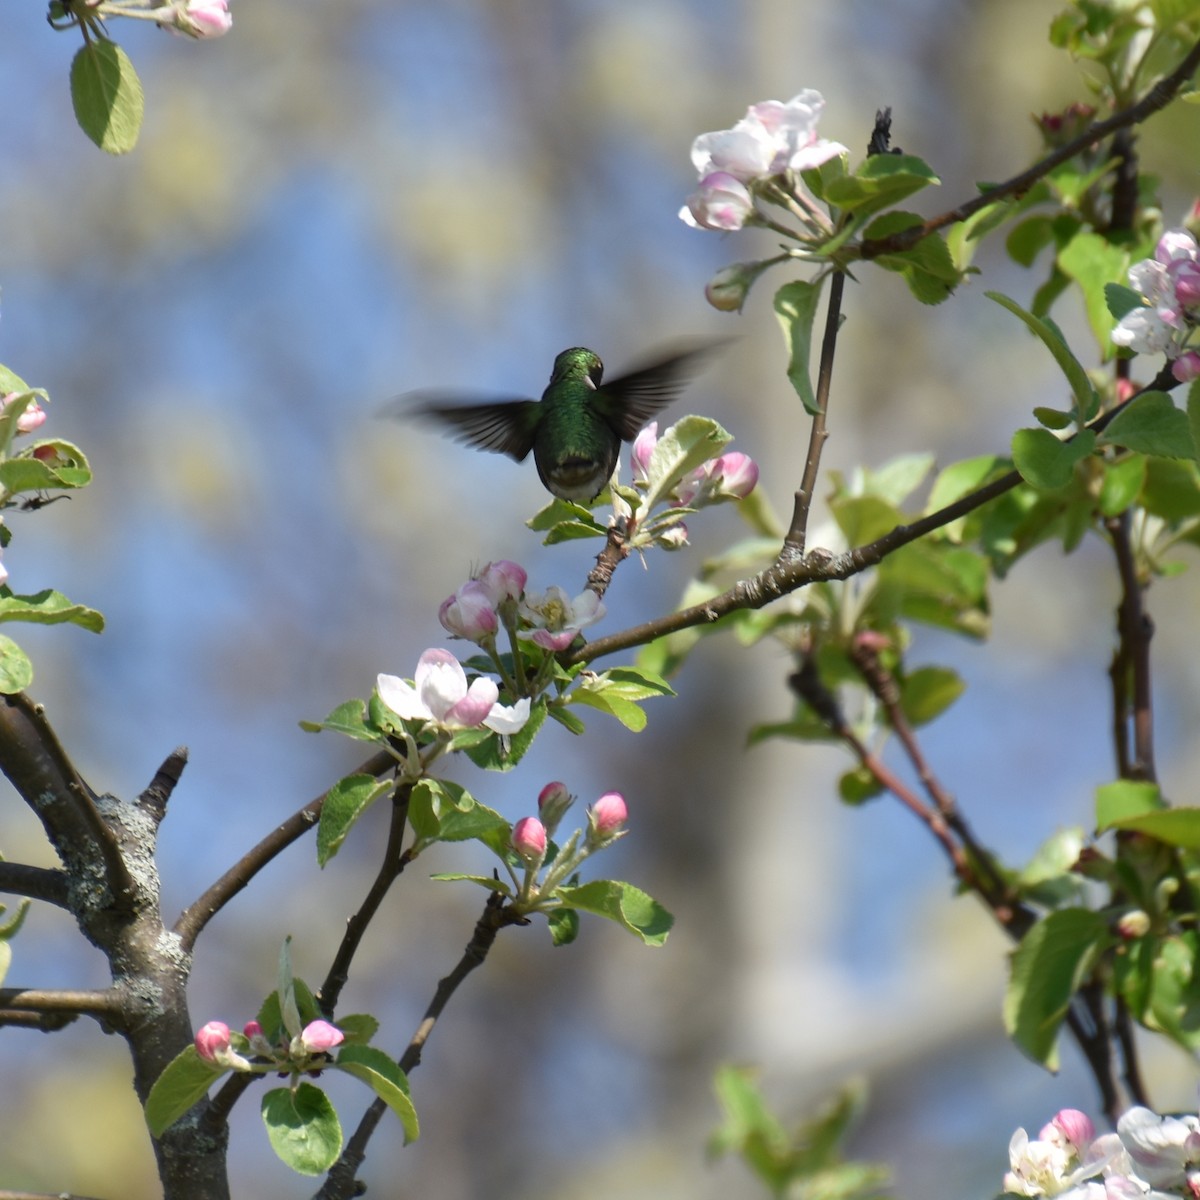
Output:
1116,1107,1200,1192
511,815,547,865
475,559,527,604
710,451,759,499
439,580,499,642
631,423,658,482
518,585,605,652
377,649,530,734
1112,230,1200,361
680,172,754,231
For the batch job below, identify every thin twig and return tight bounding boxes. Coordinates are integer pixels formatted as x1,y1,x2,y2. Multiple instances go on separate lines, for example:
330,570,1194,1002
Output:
316,783,413,1016
316,892,523,1200
0,862,68,907
783,270,846,557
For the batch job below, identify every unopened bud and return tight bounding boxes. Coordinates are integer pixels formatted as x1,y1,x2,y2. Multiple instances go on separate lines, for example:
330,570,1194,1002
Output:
512,816,547,865
587,792,628,845
537,781,573,834
1116,909,1151,940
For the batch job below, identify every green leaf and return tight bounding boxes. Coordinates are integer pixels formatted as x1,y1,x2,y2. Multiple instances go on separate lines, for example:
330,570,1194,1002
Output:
0,588,104,634
1097,453,1146,516
1105,282,1145,321
554,879,673,946
568,688,647,731
0,439,92,496
1019,827,1085,887
865,212,959,305
1011,427,1096,490
0,896,30,941
408,778,508,853
774,279,824,415
898,666,964,726
1146,933,1200,1052
332,1013,379,1046
145,1046,225,1137
824,153,940,215
1188,380,1200,465
1004,908,1110,1069
838,765,884,804
640,414,732,514
566,666,675,732
70,41,144,155
262,1082,342,1175
0,366,30,395
1102,391,1196,459
527,497,605,533
429,873,513,896
987,291,1097,419
1057,231,1128,354
540,519,609,545
299,699,384,743
335,1045,419,1144
1102,807,1200,848
1095,779,1163,828
0,636,33,694
317,774,393,866
547,907,579,946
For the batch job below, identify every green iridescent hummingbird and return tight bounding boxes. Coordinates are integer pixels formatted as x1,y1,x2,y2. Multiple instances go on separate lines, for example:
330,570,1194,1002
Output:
395,340,725,503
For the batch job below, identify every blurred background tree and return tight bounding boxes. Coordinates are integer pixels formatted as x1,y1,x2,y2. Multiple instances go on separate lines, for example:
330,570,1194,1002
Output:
3,1,1200,1197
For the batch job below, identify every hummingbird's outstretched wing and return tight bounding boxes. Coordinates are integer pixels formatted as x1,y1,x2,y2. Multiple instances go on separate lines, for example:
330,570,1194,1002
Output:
598,338,731,441
388,392,542,462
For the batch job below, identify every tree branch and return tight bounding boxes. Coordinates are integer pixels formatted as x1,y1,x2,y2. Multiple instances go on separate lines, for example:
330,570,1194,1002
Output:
0,861,68,907
861,35,1200,258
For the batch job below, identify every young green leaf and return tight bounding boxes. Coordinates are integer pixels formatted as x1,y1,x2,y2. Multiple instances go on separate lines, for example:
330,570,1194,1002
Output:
1011,427,1095,490
554,879,673,946
774,279,824,415
144,1046,226,1137
0,589,104,634
317,775,394,866
1102,391,1196,460
0,636,33,694
70,41,144,155
1004,908,1110,1069
262,1083,342,1175
335,1045,419,1143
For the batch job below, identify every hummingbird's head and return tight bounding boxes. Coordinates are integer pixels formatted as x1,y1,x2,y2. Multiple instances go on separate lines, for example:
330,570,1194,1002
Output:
550,347,604,388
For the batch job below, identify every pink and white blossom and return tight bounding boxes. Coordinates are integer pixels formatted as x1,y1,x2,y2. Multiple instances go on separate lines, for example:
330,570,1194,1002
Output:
377,649,530,734
297,1020,344,1056
475,559,527,604
160,0,232,38
680,172,754,231
518,586,605,652
1112,229,1200,361
438,580,499,642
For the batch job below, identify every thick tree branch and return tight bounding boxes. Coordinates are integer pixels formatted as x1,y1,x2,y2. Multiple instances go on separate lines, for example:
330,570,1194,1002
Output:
0,986,122,1023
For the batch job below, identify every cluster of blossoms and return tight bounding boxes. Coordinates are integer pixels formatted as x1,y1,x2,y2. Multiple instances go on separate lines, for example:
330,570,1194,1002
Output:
1112,229,1200,383
195,1017,343,1075
627,422,758,549
436,558,605,653
679,88,846,233
1004,1105,1200,1197
508,782,628,911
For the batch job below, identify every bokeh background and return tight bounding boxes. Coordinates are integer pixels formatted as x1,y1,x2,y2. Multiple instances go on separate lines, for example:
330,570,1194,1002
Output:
2,1,1200,1197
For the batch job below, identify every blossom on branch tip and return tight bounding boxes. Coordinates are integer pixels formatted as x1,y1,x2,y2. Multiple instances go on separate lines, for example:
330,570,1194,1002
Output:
518,586,605,652
377,649,530,734
537,781,573,834
1,392,46,435
475,559,527,604
588,792,628,844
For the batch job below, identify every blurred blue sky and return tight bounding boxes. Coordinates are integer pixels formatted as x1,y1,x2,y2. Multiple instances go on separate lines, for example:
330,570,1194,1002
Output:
3,2,1200,1198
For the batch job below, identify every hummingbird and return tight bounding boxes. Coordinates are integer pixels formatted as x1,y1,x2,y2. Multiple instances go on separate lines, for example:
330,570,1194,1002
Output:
393,340,726,503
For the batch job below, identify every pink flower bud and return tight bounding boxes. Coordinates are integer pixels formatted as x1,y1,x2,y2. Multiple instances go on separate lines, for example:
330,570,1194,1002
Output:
1117,909,1151,939
681,172,754,232
537,781,573,833
299,1020,344,1055
1046,1108,1095,1154
2,392,46,435
162,0,232,38
704,260,773,313
657,523,689,550
631,423,658,482
590,792,628,837
476,559,527,603
195,1020,232,1062
243,1020,263,1039
711,451,758,498
1172,351,1200,384
512,816,547,864
439,580,499,642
